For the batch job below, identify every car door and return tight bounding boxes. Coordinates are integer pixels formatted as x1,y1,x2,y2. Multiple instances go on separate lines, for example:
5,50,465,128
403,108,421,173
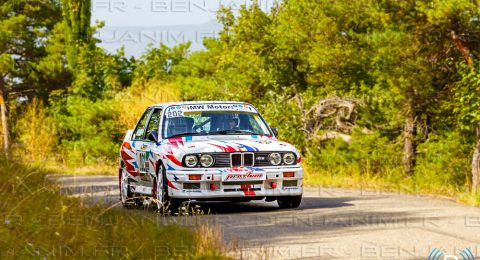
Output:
143,108,162,177
130,108,153,182
133,108,162,184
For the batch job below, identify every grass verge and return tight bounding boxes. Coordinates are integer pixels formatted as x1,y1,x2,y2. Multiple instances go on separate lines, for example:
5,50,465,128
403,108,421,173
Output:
304,163,480,207
0,156,226,259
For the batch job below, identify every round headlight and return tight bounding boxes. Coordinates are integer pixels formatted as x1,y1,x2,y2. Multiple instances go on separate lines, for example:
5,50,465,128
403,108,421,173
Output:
184,155,198,167
269,153,282,165
200,154,214,167
283,153,295,165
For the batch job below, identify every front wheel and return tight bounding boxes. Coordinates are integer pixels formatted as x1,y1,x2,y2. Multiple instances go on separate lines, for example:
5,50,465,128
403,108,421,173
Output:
277,195,302,209
153,164,181,214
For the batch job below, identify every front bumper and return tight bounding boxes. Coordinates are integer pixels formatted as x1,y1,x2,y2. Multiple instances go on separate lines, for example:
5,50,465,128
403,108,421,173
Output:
165,167,303,199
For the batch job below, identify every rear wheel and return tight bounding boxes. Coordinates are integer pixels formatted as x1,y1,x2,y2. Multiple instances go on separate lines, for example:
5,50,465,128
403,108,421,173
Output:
277,195,302,209
120,164,135,208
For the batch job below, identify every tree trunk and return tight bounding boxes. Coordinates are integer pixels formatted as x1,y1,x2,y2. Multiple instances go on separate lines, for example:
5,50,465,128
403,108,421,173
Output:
403,111,416,176
294,88,309,136
0,79,9,157
450,30,474,66
472,125,480,193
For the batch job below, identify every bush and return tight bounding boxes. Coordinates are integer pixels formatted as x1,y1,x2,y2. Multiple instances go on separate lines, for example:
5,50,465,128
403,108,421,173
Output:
257,92,306,150
49,95,122,166
414,131,472,195
303,129,480,202
306,128,403,176
14,98,58,162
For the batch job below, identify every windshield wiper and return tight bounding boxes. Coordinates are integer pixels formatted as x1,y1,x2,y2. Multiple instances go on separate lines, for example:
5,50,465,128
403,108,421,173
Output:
226,130,255,134
168,132,202,138
209,130,256,135
208,130,228,135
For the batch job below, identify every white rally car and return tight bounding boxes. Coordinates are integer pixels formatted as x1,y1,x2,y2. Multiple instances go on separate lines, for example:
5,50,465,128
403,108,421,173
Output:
119,101,303,210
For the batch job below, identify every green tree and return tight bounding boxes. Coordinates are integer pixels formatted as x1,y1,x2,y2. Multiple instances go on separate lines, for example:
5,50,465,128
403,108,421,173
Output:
0,0,63,154
61,0,92,70
178,0,480,182
343,0,480,176
452,64,480,192
134,43,190,83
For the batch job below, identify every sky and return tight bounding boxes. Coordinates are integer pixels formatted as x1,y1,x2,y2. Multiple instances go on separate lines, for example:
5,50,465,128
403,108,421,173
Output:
91,0,278,57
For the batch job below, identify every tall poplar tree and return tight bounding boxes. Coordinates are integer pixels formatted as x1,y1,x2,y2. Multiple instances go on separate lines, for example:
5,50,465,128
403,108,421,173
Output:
61,0,92,70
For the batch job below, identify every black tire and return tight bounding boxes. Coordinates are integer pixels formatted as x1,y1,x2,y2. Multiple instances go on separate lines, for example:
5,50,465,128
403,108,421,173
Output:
155,163,182,214
277,195,302,209
120,164,138,209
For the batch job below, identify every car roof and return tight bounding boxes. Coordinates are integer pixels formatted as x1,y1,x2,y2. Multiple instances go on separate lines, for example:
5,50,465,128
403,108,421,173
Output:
148,101,253,109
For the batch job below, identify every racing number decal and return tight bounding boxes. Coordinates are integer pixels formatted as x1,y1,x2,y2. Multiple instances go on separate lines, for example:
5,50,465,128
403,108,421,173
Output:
166,110,184,118
137,152,148,173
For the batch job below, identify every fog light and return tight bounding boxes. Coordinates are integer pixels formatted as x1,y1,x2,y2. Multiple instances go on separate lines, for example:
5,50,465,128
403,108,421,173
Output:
283,180,298,187
183,183,200,189
270,182,277,188
283,172,295,178
189,174,202,180
210,183,216,191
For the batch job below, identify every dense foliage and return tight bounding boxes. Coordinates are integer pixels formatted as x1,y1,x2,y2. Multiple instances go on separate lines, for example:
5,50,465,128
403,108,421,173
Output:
2,0,480,200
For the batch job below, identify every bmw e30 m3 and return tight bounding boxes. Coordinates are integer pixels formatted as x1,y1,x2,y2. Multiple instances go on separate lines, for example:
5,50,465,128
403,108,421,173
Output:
119,101,303,210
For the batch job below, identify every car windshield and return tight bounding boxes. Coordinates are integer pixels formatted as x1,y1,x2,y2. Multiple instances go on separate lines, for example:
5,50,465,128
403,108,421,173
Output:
162,109,272,139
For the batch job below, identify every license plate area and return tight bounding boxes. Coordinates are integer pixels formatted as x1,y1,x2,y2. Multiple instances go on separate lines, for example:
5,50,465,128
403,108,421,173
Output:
222,180,263,186
222,180,263,193
224,187,261,192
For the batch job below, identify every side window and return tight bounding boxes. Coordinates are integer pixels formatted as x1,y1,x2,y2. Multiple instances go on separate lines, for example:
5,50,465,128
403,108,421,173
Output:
145,109,162,140
133,109,153,140
249,114,269,134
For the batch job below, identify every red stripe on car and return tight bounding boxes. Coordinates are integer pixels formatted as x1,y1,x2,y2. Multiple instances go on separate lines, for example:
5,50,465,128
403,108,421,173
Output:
167,181,178,190
241,184,255,196
166,154,182,166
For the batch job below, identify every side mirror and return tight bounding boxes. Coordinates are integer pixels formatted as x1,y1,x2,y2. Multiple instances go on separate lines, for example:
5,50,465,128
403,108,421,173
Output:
148,130,159,143
271,127,278,137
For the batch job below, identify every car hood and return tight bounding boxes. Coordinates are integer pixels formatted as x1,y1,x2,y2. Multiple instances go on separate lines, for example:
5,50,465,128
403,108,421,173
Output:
158,135,299,155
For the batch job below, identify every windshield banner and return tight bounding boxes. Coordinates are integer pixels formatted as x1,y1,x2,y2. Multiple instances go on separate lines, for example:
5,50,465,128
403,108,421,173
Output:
166,103,257,118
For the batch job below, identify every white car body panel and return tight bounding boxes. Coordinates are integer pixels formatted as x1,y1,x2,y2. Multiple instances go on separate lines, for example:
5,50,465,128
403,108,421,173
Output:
119,101,303,201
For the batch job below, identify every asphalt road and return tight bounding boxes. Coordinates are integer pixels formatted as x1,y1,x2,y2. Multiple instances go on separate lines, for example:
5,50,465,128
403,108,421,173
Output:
49,175,480,260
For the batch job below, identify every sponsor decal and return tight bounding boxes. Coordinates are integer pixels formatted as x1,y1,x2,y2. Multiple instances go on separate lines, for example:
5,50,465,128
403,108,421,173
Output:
219,167,264,174
224,172,263,181
183,190,202,193
254,140,273,144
